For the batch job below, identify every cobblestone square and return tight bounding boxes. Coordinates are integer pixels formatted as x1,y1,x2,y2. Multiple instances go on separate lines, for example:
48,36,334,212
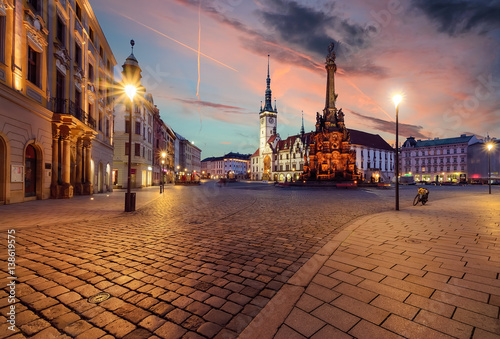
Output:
1,182,499,338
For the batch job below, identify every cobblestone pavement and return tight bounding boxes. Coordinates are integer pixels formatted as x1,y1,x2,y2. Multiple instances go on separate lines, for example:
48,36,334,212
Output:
242,192,500,338
0,182,497,338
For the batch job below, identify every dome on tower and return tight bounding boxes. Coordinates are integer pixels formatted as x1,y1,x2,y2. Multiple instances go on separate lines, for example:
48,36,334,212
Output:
123,52,139,67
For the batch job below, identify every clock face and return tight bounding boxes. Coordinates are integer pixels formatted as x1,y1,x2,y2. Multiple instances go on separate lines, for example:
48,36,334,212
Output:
269,117,274,124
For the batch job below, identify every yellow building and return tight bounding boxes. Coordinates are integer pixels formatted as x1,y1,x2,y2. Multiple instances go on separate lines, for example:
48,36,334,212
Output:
0,0,116,204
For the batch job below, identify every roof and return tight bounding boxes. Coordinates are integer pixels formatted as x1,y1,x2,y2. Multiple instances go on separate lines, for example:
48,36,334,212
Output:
350,129,394,151
267,135,278,144
251,149,259,157
405,134,473,147
201,152,251,162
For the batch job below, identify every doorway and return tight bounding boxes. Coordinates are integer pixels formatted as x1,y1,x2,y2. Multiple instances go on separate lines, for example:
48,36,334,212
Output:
25,144,36,197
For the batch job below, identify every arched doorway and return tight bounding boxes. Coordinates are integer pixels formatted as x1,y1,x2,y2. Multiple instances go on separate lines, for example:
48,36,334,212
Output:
25,144,37,197
263,156,271,180
0,136,7,204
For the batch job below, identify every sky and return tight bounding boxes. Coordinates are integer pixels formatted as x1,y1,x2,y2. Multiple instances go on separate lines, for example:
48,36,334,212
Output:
91,0,500,158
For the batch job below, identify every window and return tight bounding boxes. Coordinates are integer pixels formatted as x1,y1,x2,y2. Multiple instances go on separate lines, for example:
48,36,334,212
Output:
88,63,94,82
76,2,82,22
56,70,65,100
447,149,450,154
125,142,130,155
89,27,95,44
56,16,65,46
106,118,109,137
135,143,140,156
125,121,130,134
98,112,102,131
99,46,104,59
28,0,39,13
135,122,141,135
27,46,40,87
74,43,82,68
88,103,93,120
461,148,465,153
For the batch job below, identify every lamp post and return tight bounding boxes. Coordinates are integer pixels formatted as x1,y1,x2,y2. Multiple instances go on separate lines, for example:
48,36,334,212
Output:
161,151,166,193
393,95,402,211
487,143,493,194
125,85,136,212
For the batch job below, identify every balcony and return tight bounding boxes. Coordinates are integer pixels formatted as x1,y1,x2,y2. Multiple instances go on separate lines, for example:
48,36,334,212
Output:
50,98,96,130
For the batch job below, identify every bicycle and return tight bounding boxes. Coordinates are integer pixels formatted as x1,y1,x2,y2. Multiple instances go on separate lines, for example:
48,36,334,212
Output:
413,187,429,206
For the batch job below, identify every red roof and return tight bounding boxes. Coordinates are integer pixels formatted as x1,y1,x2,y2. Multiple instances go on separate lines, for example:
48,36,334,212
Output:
267,135,278,143
349,129,394,151
251,148,259,157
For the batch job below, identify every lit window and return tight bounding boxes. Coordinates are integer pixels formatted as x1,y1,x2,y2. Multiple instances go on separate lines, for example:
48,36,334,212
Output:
27,46,40,87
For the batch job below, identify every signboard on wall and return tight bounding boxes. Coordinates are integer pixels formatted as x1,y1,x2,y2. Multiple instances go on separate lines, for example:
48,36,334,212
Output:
11,165,24,183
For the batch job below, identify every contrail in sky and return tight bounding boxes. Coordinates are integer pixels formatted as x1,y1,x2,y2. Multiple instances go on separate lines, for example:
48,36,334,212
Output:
341,75,394,122
120,13,238,72
196,1,201,100
197,0,202,132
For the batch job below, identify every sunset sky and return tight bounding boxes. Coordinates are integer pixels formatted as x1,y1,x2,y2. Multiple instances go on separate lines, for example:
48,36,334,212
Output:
92,0,500,158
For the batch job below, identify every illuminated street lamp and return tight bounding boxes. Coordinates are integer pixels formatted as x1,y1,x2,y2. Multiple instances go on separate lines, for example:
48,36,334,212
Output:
393,94,402,211
123,40,142,212
124,85,136,211
161,151,167,193
487,143,493,194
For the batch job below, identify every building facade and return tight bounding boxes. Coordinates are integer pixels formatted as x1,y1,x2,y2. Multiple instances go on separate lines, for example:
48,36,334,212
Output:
174,132,201,174
0,0,115,204
401,134,480,182
201,152,250,179
152,111,176,185
351,130,394,182
467,138,499,183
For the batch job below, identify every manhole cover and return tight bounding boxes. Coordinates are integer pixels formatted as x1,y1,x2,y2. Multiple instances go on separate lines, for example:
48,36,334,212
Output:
405,239,422,244
88,292,111,304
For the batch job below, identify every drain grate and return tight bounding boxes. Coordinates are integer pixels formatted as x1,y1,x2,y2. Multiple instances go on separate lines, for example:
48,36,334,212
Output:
88,292,111,304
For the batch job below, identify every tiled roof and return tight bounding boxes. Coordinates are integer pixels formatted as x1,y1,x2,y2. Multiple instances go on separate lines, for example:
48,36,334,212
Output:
267,135,278,144
251,149,259,157
350,129,394,151
412,135,473,147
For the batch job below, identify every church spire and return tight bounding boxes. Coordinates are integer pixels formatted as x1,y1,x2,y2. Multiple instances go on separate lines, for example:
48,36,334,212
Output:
263,55,275,112
300,110,305,136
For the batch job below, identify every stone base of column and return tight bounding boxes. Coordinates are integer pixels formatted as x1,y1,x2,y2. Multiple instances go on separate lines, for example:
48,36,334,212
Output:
82,183,93,195
50,184,58,199
74,183,83,195
60,183,73,199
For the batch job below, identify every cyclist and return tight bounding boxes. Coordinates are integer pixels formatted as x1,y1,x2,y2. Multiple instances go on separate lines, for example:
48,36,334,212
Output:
414,187,429,205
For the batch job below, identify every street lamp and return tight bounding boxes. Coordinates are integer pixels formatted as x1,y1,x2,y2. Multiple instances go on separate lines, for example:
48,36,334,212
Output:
125,85,137,212
487,143,493,194
393,94,402,211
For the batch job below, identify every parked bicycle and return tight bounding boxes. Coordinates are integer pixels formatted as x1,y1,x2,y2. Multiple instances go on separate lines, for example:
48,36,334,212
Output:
413,187,429,206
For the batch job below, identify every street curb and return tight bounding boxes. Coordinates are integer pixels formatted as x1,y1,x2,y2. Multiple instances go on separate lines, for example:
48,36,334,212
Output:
239,212,381,339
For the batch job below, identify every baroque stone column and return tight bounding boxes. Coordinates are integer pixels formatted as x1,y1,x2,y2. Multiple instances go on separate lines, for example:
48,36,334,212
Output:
60,129,73,198
50,129,59,198
74,138,83,195
82,138,93,195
